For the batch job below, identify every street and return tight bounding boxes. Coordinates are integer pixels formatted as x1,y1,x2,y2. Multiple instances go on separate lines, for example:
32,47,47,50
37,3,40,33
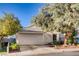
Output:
33,51,79,56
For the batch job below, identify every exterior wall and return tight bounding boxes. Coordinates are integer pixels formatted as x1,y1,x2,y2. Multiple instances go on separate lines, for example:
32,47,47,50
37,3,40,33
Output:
59,34,64,42
16,33,53,45
16,32,63,51
43,32,53,43
16,32,53,51
16,32,64,45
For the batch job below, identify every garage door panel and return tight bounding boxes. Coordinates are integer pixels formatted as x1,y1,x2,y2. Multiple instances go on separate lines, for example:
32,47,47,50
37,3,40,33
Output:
17,33,44,45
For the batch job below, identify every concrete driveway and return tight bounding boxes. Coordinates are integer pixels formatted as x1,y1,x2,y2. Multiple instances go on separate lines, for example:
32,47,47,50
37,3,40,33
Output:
1,46,79,56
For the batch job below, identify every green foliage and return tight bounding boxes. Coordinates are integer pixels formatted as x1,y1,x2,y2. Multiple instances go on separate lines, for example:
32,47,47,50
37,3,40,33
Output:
32,3,79,32
10,43,20,50
72,30,77,36
67,38,73,44
0,13,22,36
0,13,22,48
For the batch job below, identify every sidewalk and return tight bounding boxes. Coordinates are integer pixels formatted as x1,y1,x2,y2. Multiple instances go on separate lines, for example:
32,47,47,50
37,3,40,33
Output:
1,46,79,56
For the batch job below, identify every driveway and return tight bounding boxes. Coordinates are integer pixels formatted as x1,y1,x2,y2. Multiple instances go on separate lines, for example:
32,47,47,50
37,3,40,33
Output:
1,46,79,56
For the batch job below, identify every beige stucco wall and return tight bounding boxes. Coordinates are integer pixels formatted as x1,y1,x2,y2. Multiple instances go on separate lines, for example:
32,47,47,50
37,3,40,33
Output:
16,32,63,46
16,32,53,45
43,32,53,43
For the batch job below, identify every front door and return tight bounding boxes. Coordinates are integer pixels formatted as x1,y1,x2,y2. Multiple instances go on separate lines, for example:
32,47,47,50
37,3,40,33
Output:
53,34,57,45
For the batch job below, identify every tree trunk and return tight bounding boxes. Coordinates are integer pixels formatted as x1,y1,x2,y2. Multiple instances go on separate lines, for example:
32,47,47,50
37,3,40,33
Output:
64,38,67,46
7,42,9,53
0,36,3,50
63,33,67,46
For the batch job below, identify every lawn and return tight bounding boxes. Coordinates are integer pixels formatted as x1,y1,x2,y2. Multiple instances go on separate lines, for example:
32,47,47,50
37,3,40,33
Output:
0,50,6,55
0,47,7,55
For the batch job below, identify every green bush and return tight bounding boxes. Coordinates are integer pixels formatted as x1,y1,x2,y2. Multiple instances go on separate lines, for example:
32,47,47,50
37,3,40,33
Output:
53,41,61,45
67,38,73,44
9,43,20,50
53,40,58,45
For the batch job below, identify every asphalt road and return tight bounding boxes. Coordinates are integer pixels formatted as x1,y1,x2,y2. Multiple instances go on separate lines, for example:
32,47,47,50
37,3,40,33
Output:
32,51,79,56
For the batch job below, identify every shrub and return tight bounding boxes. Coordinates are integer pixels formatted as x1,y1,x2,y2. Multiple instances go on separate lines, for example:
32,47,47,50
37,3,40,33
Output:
9,43,20,51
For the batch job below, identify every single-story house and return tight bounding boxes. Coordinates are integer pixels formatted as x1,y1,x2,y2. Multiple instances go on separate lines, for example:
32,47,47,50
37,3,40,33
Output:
0,35,16,51
16,25,63,51
2,37,16,44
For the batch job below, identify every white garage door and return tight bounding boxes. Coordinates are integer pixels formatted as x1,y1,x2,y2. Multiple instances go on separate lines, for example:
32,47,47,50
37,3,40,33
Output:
16,33,46,45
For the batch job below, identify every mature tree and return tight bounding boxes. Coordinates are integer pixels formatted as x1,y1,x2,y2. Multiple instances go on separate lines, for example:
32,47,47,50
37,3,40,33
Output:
0,13,22,47
32,3,79,45
32,4,79,32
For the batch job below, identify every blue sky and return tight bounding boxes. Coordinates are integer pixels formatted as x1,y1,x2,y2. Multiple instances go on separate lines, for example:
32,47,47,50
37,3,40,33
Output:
0,3,45,27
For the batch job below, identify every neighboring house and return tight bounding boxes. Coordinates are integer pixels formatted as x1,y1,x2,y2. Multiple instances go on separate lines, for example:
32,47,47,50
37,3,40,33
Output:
16,25,63,51
2,35,16,43
0,35,16,50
